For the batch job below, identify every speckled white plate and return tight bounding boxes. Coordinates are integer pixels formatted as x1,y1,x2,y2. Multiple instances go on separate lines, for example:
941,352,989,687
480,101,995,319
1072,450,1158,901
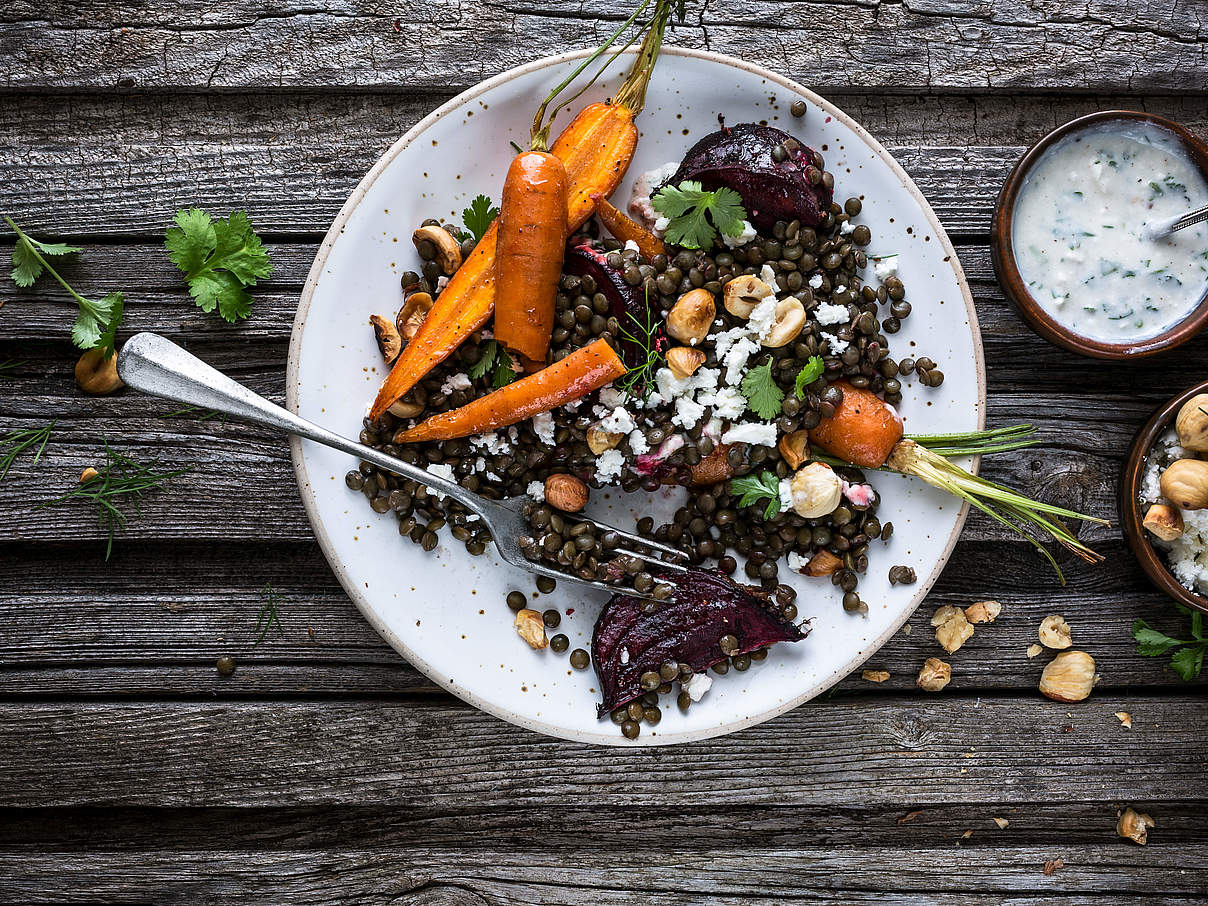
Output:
287,48,984,746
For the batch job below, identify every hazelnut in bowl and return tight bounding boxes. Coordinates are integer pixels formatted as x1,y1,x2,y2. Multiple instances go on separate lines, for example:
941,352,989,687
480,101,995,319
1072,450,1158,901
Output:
1121,379,1208,613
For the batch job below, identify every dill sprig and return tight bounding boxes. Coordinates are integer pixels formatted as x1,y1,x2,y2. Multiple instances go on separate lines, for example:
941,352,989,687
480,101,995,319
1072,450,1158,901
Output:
38,441,191,560
616,289,663,400
0,421,55,480
253,581,285,648
157,405,225,424
0,360,27,379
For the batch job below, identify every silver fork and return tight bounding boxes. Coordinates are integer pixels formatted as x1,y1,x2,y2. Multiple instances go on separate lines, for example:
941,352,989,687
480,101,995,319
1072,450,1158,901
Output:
117,333,688,597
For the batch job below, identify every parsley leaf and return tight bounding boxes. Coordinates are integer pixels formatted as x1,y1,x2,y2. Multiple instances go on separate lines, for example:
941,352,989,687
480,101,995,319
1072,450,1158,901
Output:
6,218,123,357
461,194,500,243
165,208,272,323
1132,615,1206,680
730,470,782,520
492,345,520,388
467,339,499,379
468,339,518,388
794,356,825,399
651,180,747,249
740,357,784,420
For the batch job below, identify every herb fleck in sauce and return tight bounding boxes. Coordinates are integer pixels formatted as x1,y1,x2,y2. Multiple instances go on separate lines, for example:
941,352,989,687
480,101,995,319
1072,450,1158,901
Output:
1012,121,1208,343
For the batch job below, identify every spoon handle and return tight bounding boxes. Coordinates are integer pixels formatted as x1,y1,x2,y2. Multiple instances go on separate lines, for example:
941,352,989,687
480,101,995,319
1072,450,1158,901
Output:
116,332,468,502
1144,202,1208,240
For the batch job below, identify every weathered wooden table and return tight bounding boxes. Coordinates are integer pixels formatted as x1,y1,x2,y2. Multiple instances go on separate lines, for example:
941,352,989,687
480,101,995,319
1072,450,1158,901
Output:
2,3,1206,902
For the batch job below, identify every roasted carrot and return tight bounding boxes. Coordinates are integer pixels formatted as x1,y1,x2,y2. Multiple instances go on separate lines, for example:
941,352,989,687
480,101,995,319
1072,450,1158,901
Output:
369,2,673,421
807,381,904,468
592,193,666,260
394,339,626,443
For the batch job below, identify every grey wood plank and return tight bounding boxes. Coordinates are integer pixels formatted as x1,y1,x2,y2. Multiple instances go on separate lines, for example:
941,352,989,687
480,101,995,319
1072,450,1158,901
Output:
0,538,1201,695
1,92,1206,238
0,843,1204,904
1,697,1204,808
0,0,1202,92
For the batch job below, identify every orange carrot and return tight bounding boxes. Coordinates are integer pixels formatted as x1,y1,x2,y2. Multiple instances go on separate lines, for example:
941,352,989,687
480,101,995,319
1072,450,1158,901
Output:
592,193,666,260
394,339,626,443
807,381,904,468
495,152,569,365
369,4,671,421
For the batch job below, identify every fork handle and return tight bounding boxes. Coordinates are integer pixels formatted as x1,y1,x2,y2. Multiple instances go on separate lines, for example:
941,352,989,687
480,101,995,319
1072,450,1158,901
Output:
117,332,472,506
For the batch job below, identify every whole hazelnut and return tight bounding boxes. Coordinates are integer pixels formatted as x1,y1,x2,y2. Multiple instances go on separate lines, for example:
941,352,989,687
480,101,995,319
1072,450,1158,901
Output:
75,347,123,395
544,473,589,513
722,273,774,319
1039,650,1096,702
916,657,951,691
778,430,810,470
789,462,843,518
666,346,706,380
1175,393,1208,451
804,549,843,576
665,288,716,345
1160,459,1208,510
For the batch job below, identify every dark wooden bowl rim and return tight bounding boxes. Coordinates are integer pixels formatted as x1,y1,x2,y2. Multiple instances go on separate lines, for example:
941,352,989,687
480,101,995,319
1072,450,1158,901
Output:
1119,379,1208,614
991,110,1208,360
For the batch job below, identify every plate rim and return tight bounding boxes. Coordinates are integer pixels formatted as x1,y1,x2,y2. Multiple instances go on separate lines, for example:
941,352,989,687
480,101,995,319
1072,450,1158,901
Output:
286,46,986,745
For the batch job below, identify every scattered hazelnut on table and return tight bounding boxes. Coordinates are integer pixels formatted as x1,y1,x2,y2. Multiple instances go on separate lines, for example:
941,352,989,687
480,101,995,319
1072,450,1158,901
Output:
1026,644,1043,659
1039,650,1097,702
1116,807,1155,845
861,669,890,683
514,609,548,650
75,347,123,395
933,606,974,654
544,474,588,513
916,657,951,691
1038,614,1073,649
1115,711,1132,730
80,467,99,483
964,600,1001,624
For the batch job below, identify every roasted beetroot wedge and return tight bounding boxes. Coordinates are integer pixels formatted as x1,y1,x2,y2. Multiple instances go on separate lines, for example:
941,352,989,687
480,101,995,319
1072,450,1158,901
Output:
564,242,664,370
592,568,807,716
667,122,833,231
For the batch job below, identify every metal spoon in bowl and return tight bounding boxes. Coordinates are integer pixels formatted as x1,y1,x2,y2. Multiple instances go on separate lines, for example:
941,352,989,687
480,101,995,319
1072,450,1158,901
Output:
1141,202,1208,241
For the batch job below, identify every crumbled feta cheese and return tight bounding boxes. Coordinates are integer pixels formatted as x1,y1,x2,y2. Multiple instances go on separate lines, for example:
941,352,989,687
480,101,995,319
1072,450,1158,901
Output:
562,397,583,412
653,215,671,234
673,395,706,430
470,432,511,455
440,372,472,395
827,335,850,354
723,337,759,385
598,386,629,409
814,301,850,326
779,477,794,512
623,239,640,253
722,219,758,248
627,429,649,455
425,462,456,501
786,550,807,573
722,422,777,447
699,386,747,420
834,285,846,295
712,325,748,361
759,263,779,290
627,161,679,226
474,457,487,472
874,255,899,282
595,449,625,482
531,411,556,445
655,365,717,401
748,294,780,342
683,672,713,702
507,426,519,443
526,480,546,502
840,220,855,235
808,273,824,290
598,406,636,435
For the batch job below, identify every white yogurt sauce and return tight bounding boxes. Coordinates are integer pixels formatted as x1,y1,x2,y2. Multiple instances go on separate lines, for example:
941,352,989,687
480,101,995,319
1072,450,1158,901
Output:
1012,120,1208,343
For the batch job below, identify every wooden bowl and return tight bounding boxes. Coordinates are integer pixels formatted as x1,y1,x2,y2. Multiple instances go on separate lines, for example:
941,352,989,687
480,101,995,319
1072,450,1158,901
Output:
991,110,1208,360
1119,379,1208,614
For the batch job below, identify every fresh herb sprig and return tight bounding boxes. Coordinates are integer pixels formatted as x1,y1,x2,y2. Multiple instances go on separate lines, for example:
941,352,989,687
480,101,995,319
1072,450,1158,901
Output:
730,470,782,520
0,422,54,481
165,208,273,323
616,290,663,400
468,339,519,389
456,195,500,244
157,405,224,424
0,360,27,379
38,442,191,560
740,356,784,420
651,180,747,249
1133,606,1205,681
793,356,825,399
5,218,124,357
253,581,285,648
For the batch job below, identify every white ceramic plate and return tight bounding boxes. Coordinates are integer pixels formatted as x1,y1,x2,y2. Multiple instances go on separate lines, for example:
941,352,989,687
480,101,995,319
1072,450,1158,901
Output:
287,48,985,746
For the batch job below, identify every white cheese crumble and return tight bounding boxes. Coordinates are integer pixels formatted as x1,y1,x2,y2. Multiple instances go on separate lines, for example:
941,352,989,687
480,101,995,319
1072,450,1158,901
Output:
598,406,636,435
722,422,777,447
827,335,851,355
595,448,625,482
684,672,713,702
808,273,824,290
627,161,679,227
874,255,899,282
779,477,794,512
814,301,850,326
425,462,456,501
623,239,640,253
722,219,758,248
628,429,650,455
526,480,546,502
439,373,472,395
840,219,855,235
786,550,807,573
722,336,759,385
673,395,706,430
598,386,629,409
470,432,511,455
698,386,746,420
748,294,780,342
653,215,670,234
531,411,556,445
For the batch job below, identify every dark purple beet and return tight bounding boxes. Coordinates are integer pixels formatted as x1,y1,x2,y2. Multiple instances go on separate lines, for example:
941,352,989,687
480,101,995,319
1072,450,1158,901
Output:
564,242,664,370
591,568,808,716
667,122,833,231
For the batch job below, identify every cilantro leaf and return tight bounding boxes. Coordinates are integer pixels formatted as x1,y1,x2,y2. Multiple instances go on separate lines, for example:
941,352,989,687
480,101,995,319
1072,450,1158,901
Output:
730,471,782,520
651,180,748,249
1170,645,1204,681
740,357,785,420
492,345,519,388
10,232,81,288
1131,619,1188,656
71,291,124,359
462,194,500,243
794,356,825,399
165,208,272,323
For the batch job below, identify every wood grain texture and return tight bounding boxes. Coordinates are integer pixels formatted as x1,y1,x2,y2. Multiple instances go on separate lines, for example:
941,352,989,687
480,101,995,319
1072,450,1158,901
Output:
0,0,1203,92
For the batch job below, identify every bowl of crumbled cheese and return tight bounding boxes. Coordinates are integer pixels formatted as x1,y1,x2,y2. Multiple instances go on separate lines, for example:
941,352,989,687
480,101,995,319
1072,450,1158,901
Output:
1123,379,1208,613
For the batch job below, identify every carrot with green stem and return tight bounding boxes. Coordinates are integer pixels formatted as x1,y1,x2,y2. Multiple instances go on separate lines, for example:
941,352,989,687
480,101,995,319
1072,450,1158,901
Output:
807,381,1107,582
370,0,676,420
